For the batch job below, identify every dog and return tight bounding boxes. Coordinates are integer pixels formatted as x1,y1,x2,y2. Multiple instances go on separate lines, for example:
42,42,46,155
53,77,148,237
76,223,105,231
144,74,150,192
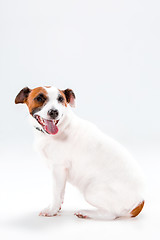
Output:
15,86,145,220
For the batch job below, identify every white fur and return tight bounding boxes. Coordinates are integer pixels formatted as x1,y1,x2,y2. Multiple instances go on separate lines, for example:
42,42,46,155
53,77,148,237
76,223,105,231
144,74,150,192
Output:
29,86,145,220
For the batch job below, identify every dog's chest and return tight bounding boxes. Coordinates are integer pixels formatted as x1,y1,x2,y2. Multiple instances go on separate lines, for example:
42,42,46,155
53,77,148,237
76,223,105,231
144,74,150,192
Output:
34,134,73,167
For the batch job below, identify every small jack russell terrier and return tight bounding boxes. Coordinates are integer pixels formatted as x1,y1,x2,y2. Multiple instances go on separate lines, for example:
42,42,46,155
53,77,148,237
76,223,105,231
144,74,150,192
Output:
15,86,145,220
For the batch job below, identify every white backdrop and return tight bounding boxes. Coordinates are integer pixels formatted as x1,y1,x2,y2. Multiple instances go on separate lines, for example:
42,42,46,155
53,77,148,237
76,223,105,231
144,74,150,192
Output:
0,1,160,239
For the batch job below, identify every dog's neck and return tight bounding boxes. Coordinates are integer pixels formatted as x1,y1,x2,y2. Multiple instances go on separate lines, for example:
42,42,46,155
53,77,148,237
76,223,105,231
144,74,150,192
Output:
34,126,45,133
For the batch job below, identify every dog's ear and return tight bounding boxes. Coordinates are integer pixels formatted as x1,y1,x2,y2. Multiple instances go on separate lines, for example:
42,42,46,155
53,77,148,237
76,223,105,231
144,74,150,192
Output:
62,89,76,107
15,87,31,104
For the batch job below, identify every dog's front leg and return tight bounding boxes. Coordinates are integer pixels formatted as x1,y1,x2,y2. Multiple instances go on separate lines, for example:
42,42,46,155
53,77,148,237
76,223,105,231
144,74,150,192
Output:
39,166,67,217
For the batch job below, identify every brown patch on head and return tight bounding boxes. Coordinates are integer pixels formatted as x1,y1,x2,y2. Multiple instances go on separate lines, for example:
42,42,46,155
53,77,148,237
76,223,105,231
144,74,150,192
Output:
15,86,48,115
45,86,51,88
26,87,48,115
58,90,67,107
59,88,76,107
130,200,145,218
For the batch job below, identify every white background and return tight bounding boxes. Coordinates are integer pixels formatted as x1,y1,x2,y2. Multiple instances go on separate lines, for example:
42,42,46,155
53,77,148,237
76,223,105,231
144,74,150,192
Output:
0,0,160,239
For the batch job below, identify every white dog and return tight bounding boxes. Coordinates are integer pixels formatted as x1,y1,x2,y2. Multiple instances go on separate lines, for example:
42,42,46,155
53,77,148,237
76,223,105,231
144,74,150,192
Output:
15,86,145,220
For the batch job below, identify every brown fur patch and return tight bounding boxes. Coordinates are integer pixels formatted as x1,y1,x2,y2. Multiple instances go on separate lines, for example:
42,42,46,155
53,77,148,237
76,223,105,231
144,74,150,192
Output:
26,87,48,114
15,87,31,104
130,200,145,217
58,90,67,107
62,89,75,107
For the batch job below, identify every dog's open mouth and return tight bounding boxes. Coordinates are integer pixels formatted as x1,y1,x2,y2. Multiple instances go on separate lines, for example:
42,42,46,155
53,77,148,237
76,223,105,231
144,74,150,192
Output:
35,115,59,135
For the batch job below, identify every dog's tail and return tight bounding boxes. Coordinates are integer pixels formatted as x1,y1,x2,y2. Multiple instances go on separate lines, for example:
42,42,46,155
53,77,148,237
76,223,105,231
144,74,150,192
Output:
129,200,145,218
117,200,145,219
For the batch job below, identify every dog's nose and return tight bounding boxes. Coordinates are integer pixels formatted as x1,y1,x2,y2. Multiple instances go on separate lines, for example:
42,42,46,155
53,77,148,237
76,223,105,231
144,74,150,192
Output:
48,109,59,119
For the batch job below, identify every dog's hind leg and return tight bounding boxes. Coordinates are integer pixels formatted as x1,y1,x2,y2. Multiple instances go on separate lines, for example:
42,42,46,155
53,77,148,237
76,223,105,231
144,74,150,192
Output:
75,184,118,220
75,209,116,220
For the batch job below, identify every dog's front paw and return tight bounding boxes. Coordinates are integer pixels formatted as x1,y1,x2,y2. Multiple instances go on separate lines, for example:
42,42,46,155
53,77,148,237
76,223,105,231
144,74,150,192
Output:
39,205,59,217
74,211,90,219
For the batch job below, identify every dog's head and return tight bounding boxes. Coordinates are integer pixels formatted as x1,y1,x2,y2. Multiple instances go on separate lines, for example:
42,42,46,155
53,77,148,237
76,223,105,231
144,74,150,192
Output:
15,86,75,135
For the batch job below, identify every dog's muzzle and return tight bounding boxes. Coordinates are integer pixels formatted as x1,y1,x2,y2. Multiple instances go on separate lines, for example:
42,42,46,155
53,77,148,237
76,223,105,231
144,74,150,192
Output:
35,115,59,135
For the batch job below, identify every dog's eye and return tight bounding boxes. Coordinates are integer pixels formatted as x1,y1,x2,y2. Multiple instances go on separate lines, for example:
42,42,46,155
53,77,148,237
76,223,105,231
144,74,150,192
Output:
36,96,43,102
35,94,46,103
57,95,64,103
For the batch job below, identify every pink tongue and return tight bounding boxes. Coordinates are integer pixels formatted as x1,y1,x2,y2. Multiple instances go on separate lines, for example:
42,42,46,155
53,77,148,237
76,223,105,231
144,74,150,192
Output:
43,119,58,135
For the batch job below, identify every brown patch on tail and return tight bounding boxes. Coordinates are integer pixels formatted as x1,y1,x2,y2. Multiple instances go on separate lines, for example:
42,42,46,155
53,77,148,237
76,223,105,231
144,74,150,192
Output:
130,200,145,217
